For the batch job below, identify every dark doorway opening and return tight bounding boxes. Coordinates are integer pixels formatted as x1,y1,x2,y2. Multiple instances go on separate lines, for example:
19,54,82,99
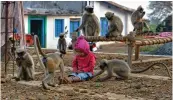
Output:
30,20,43,47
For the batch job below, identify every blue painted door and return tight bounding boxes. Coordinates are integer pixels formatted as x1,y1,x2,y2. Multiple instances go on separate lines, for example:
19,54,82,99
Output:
100,18,108,36
70,20,80,37
30,18,45,47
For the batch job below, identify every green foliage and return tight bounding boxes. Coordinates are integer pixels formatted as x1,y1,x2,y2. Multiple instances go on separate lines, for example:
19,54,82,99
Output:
156,24,164,32
140,44,162,52
143,24,157,32
95,82,102,87
149,24,157,32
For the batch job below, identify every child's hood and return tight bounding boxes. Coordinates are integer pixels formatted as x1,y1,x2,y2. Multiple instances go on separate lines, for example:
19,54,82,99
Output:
74,36,90,54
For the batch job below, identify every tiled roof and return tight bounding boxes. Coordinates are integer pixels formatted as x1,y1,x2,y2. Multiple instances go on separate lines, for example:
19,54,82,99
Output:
105,1,135,12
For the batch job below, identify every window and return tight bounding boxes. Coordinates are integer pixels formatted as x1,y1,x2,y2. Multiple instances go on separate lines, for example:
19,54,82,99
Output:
100,17,108,36
55,19,64,37
70,19,80,38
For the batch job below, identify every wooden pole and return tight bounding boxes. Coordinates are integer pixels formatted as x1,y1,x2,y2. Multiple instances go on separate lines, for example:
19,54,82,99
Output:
127,42,133,68
21,1,26,48
12,17,15,77
4,1,9,77
135,45,140,60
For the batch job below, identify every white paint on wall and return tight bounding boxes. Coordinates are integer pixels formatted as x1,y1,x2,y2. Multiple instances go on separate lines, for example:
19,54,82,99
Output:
24,16,28,34
46,16,81,49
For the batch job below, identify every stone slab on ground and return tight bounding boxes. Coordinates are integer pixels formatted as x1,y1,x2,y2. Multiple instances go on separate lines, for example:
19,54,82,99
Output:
17,80,42,87
130,73,171,80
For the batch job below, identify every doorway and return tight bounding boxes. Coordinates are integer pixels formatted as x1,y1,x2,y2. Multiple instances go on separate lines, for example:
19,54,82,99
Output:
28,16,46,48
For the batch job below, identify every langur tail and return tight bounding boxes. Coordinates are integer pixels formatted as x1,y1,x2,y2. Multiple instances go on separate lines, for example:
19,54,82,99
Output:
131,62,171,78
34,35,47,76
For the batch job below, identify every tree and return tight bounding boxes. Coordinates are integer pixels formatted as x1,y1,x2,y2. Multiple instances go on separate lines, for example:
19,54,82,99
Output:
147,1,172,24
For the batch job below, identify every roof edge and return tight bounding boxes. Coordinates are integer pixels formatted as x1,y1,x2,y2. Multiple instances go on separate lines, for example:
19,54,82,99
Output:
104,1,135,12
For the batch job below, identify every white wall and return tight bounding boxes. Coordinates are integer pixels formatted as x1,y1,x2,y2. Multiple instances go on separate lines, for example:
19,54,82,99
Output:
127,13,134,34
24,16,28,34
46,16,81,49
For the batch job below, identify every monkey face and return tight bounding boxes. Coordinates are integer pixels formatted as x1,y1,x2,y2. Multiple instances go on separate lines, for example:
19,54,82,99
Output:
85,6,94,13
16,48,26,58
99,64,105,70
105,12,114,20
59,33,65,38
137,6,144,13
99,59,108,70
59,35,64,39
17,51,25,58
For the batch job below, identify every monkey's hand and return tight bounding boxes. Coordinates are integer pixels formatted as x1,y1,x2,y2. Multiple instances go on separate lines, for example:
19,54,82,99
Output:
16,57,20,61
16,58,22,66
58,76,72,85
75,28,79,32
90,76,98,81
142,11,145,15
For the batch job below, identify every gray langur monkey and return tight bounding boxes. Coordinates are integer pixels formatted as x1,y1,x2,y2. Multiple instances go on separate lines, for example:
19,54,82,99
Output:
15,48,35,81
75,6,100,36
92,59,171,82
131,5,150,34
34,35,71,90
58,33,67,58
105,12,123,38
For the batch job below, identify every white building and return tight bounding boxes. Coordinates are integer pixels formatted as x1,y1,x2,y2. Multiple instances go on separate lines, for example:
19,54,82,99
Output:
24,1,135,48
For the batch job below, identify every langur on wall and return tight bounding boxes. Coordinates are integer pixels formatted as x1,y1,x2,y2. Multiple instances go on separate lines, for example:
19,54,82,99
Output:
105,12,123,38
75,6,100,36
131,5,150,34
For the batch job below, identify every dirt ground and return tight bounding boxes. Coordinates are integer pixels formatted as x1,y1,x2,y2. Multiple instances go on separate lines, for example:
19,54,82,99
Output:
1,43,172,100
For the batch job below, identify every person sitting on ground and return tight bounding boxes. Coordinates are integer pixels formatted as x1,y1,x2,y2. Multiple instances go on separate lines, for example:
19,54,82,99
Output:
65,36,96,83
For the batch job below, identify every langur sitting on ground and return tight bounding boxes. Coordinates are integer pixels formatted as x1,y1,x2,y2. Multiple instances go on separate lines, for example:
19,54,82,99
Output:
105,12,123,38
58,33,67,58
15,48,35,81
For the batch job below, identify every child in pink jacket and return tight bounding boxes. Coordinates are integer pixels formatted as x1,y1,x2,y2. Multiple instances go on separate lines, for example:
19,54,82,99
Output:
68,36,96,82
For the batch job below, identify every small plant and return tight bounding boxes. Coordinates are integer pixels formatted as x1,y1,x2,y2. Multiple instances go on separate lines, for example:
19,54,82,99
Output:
140,44,162,52
95,82,102,87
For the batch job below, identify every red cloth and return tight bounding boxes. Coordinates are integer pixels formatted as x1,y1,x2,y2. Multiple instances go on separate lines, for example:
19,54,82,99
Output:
72,53,96,75
72,36,96,74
